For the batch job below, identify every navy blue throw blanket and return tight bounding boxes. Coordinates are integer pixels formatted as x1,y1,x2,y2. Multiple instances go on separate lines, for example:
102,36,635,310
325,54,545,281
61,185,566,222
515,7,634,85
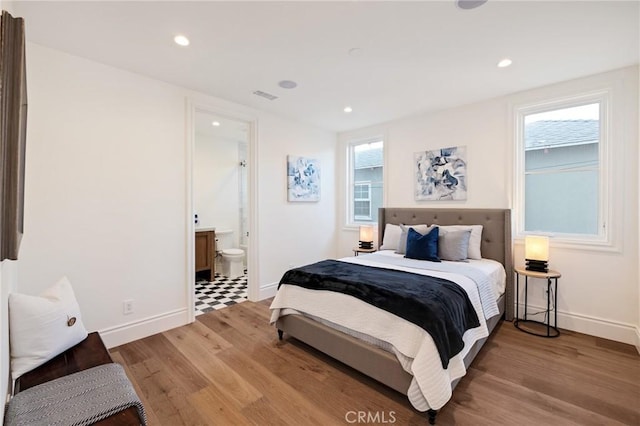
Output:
279,260,480,368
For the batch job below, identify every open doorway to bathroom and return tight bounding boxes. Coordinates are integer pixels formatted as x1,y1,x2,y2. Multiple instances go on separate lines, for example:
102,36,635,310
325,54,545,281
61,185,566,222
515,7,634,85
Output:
193,111,249,315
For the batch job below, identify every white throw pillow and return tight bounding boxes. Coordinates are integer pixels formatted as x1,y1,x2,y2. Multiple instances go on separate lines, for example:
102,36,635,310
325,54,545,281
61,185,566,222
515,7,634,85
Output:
9,276,88,379
379,223,402,251
438,225,483,259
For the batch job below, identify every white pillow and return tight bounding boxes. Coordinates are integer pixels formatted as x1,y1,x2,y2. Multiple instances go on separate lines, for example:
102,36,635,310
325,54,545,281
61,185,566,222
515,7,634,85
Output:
379,223,402,251
438,225,483,259
9,276,88,379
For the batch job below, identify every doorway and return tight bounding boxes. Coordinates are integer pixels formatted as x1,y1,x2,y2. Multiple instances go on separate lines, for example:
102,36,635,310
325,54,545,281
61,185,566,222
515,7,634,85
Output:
187,102,258,321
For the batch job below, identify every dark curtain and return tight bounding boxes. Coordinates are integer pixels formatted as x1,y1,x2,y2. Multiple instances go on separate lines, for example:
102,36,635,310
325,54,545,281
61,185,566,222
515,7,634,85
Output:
0,10,27,261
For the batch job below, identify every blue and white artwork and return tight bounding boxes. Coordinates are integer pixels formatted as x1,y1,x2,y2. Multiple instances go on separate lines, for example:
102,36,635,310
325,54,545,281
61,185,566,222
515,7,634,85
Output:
287,155,320,202
415,146,467,201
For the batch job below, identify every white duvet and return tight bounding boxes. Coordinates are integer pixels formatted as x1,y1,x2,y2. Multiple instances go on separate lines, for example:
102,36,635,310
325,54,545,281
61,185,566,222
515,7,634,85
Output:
269,251,506,411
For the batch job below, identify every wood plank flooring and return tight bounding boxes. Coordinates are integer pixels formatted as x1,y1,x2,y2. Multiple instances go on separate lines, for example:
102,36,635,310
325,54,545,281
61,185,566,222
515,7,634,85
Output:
111,300,640,425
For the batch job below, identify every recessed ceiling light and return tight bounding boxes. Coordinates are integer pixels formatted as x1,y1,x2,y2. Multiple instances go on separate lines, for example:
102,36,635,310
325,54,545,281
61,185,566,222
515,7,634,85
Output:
344,106,353,113
212,121,221,127
278,80,297,89
174,35,190,46
456,0,488,10
497,58,513,68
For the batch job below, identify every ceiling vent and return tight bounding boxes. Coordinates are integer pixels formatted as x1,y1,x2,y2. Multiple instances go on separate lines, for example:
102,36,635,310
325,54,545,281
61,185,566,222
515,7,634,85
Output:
456,0,488,10
253,90,278,101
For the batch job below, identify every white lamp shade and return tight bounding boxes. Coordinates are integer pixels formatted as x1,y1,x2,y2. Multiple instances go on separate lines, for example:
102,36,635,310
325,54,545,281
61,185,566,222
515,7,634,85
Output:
359,225,374,243
525,235,549,261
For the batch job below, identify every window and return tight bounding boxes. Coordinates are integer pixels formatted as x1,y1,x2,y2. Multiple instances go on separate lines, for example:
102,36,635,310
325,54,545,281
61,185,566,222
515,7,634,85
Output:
348,139,384,225
354,182,371,220
515,92,610,246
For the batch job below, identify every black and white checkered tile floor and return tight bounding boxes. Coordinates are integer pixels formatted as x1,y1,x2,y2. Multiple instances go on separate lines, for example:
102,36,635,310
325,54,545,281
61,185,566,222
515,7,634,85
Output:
195,273,248,316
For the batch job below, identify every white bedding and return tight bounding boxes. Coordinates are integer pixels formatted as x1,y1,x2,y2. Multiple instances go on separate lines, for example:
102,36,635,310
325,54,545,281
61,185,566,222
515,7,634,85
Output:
269,253,506,411
365,250,506,301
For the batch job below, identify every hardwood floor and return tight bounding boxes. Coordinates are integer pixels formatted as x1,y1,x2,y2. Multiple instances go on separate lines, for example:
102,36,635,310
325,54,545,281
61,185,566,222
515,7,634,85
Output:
111,300,640,425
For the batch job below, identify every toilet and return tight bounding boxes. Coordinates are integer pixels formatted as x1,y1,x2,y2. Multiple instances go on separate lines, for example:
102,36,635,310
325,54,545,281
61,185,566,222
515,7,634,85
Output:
221,248,245,278
217,229,245,278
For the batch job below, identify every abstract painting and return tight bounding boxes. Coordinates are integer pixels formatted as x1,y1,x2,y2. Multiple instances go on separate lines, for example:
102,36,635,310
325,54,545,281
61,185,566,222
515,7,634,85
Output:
414,146,467,201
287,155,320,202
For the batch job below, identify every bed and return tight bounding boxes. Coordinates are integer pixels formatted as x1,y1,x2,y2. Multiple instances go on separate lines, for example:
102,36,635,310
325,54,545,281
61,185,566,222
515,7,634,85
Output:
270,208,513,424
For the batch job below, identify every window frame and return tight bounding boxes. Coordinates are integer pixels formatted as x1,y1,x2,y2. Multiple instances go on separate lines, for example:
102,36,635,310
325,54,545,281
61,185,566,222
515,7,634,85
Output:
513,90,615,249
346,136,384,227
353,181,372,220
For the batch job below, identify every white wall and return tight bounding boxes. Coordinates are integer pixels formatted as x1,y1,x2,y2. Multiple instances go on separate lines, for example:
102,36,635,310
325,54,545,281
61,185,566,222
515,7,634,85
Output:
1,262,6,420
256,113,337,293
194,131,241,245
338,66,639,345
0,260,17,419
18,42,336,347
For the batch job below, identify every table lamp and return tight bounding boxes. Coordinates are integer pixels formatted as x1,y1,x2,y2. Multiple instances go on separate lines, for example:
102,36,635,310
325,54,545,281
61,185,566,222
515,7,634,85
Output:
525,235,549,272
359,225,374,250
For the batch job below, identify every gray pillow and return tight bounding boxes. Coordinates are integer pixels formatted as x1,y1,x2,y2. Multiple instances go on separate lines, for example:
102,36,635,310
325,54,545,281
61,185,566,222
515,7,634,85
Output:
438,229,472,261
438,225,483,259
396,224,431,255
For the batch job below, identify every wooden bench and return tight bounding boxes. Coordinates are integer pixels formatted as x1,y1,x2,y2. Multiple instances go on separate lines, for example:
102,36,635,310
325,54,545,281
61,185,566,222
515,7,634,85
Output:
14,332,142,425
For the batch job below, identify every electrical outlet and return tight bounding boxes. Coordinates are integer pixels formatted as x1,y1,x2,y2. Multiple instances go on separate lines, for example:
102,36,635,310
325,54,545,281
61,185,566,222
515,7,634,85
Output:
123,299,134,315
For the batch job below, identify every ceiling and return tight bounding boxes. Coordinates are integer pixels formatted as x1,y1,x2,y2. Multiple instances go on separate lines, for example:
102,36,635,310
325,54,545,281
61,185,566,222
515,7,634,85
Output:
7,1,640,133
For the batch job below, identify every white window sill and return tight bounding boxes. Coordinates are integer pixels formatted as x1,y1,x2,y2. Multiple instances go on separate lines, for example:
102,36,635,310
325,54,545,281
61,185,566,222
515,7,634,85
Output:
514,235,621,253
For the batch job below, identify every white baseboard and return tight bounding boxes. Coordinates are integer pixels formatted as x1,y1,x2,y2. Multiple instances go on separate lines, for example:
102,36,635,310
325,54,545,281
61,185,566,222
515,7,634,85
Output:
99,308,190,349
96,298,640,350
258,282,278,300
515,302,638,345
101,282,278,348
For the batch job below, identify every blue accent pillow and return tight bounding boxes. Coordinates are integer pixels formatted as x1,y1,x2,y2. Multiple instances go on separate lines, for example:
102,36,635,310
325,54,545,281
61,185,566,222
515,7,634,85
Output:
405,226,441,262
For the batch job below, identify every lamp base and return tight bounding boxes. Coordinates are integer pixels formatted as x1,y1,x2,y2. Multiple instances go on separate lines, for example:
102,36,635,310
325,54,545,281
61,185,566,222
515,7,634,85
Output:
525,259,548,273
359,241,373,250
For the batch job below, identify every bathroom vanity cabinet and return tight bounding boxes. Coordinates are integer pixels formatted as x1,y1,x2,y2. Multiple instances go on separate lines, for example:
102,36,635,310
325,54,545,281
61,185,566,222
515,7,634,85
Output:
195,229,215,281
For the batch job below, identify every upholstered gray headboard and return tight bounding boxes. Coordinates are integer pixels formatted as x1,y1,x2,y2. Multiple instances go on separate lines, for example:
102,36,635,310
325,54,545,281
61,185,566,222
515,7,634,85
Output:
378,208,513,320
